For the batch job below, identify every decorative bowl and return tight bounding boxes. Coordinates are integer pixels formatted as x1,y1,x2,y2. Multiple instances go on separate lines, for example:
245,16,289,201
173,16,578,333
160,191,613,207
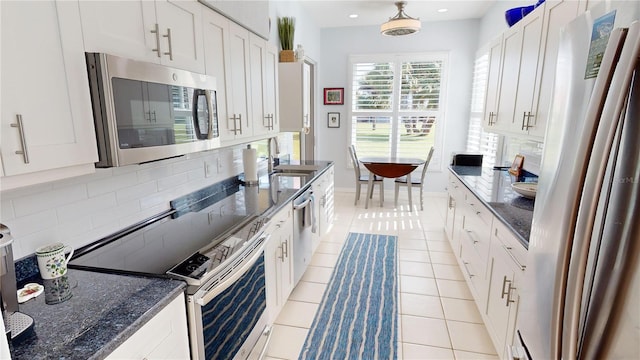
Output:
511,182,537,199
505,5,536,27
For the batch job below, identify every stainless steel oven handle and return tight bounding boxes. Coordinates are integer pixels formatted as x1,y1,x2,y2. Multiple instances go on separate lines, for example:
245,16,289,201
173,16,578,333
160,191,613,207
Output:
293,197,312,210
196,237,268,306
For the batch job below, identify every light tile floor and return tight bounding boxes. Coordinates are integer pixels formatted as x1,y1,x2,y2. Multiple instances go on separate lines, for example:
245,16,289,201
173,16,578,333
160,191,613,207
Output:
265,191,498,360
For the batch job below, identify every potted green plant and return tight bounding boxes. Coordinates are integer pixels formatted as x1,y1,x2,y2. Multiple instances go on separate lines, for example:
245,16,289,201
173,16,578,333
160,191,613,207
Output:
277,16,295,62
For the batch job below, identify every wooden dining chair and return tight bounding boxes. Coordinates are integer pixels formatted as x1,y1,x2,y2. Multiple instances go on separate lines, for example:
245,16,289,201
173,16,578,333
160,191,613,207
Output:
348,145,384,206
394,147,434,210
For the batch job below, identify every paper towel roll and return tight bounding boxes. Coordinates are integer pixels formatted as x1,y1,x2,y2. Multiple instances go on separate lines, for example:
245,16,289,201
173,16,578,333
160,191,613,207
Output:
242,146,258,183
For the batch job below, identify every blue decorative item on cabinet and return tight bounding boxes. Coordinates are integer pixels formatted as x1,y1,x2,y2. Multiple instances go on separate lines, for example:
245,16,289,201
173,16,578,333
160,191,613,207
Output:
505,4,536,27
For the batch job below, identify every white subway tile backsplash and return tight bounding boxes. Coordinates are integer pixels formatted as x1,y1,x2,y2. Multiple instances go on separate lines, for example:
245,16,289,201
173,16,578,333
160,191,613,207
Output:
157,173,189,191
171,157,204,175
139,193,167,211
54,214,94,239
115,181,158,204
91,201,140,229
0,201,15,221
0,143,258,259
12,185,87,218
56,193,117,223
0,182,53,200
7,210,58,238
87,172,138,197
137,165,173,183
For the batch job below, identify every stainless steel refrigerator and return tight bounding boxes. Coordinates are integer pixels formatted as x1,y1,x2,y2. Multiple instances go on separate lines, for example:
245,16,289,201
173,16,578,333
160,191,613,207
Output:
515,1,640,359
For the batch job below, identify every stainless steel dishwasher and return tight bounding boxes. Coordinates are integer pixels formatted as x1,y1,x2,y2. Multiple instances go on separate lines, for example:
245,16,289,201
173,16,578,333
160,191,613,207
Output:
292,188,316,285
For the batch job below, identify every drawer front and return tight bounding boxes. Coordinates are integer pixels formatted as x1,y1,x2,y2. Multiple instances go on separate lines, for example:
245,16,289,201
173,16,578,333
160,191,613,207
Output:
461,199,492,264
492,220,527,271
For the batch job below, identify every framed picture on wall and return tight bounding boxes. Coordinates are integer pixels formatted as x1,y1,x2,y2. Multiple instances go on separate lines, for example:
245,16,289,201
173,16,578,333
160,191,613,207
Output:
328,112,340,128
324,88,344,105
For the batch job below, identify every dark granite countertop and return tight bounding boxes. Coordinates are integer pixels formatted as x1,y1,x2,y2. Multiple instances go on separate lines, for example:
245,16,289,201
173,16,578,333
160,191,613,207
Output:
11,269,186,360
449,165,537,249
10,161,334,359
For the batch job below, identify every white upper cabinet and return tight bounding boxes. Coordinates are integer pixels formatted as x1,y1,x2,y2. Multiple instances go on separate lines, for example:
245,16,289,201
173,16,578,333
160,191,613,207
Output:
203,8,279,145
203,10,253,143
528,0,581,138
482,0,580,140
495,4,545,134
1,1,98,185
482,35,505,131
279,62,312,132
226,21,254,142
79,0,205,73
250,34,280,138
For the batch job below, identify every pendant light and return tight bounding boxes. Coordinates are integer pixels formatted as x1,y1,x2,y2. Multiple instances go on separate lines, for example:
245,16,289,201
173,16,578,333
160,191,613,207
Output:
380,1,421,36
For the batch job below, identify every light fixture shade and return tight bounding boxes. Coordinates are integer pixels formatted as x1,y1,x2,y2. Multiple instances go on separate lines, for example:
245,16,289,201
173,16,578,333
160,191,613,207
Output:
381,1,421,36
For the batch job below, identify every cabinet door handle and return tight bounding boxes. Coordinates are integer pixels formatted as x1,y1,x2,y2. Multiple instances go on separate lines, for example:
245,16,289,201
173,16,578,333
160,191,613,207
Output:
502,245,526,271
230,115,239,134
11,114,30,164
462,261,474,278
150,23,161,57
163,28,173,60
277,244,284,261
505,282,516,307
238,114,243,134
264,114,274,130
465,230,479,244
282,239,288,258
488,111,496,125
521,111,534,130
501,275,511,299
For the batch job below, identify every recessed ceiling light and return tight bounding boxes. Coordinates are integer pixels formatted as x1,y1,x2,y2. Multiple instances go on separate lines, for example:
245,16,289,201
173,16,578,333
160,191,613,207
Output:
437,8,448,13
349,14,359,19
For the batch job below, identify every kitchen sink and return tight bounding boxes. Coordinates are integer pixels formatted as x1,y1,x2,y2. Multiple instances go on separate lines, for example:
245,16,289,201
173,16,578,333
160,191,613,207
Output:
273,164,324,172
271,171,312,177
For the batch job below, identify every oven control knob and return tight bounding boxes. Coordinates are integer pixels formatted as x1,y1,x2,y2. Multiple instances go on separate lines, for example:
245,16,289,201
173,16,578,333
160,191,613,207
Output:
197,255,209,264
186,264,199,272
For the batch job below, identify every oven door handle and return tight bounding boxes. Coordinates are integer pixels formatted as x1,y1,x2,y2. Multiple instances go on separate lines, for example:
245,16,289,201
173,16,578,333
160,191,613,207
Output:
196,237,268,306
293,197,312,210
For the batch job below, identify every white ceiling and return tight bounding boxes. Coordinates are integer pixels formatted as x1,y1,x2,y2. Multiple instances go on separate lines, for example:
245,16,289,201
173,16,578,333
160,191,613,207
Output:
296,0,498,28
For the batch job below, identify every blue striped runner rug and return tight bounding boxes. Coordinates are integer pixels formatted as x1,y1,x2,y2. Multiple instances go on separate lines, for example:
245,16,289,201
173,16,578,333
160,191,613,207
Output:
299,232,398,360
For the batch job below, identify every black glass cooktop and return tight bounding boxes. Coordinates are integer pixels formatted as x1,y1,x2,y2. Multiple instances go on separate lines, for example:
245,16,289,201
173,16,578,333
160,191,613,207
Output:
69,177,272,278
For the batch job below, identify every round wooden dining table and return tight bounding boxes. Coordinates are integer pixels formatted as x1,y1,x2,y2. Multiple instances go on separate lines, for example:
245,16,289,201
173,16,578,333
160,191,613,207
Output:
359,156,425,209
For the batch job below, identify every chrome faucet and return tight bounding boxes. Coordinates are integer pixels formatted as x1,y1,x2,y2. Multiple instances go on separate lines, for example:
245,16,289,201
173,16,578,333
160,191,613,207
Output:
267,136,280,174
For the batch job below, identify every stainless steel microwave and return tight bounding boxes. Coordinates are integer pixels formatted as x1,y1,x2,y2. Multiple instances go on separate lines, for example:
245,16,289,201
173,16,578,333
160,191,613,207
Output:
86,53,220,167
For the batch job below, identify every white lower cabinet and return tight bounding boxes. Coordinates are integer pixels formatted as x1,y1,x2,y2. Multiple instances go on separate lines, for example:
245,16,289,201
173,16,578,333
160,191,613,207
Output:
106,293,190,360
445,171,528,360
485,220,527,359
457,187,493,312
264,204,294,322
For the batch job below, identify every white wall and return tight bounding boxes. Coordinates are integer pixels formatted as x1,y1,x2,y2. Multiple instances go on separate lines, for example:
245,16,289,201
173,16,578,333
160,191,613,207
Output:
316,19,480,192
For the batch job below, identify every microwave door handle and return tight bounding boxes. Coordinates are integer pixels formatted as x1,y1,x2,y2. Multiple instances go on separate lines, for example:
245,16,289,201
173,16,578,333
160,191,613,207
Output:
192,89,207,140
205,90,215,139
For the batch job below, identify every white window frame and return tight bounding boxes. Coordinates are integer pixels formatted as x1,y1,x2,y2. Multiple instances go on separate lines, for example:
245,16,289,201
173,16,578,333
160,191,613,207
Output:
347,52,449,171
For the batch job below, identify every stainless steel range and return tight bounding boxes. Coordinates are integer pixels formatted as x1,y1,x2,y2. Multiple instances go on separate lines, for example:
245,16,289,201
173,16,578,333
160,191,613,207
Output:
68,174,307,359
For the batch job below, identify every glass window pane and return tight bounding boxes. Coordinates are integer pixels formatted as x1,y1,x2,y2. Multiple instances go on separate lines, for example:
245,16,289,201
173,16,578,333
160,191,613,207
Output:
397,115,436,158
352,116,392,157
399,61,442,111
352,62,394,111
